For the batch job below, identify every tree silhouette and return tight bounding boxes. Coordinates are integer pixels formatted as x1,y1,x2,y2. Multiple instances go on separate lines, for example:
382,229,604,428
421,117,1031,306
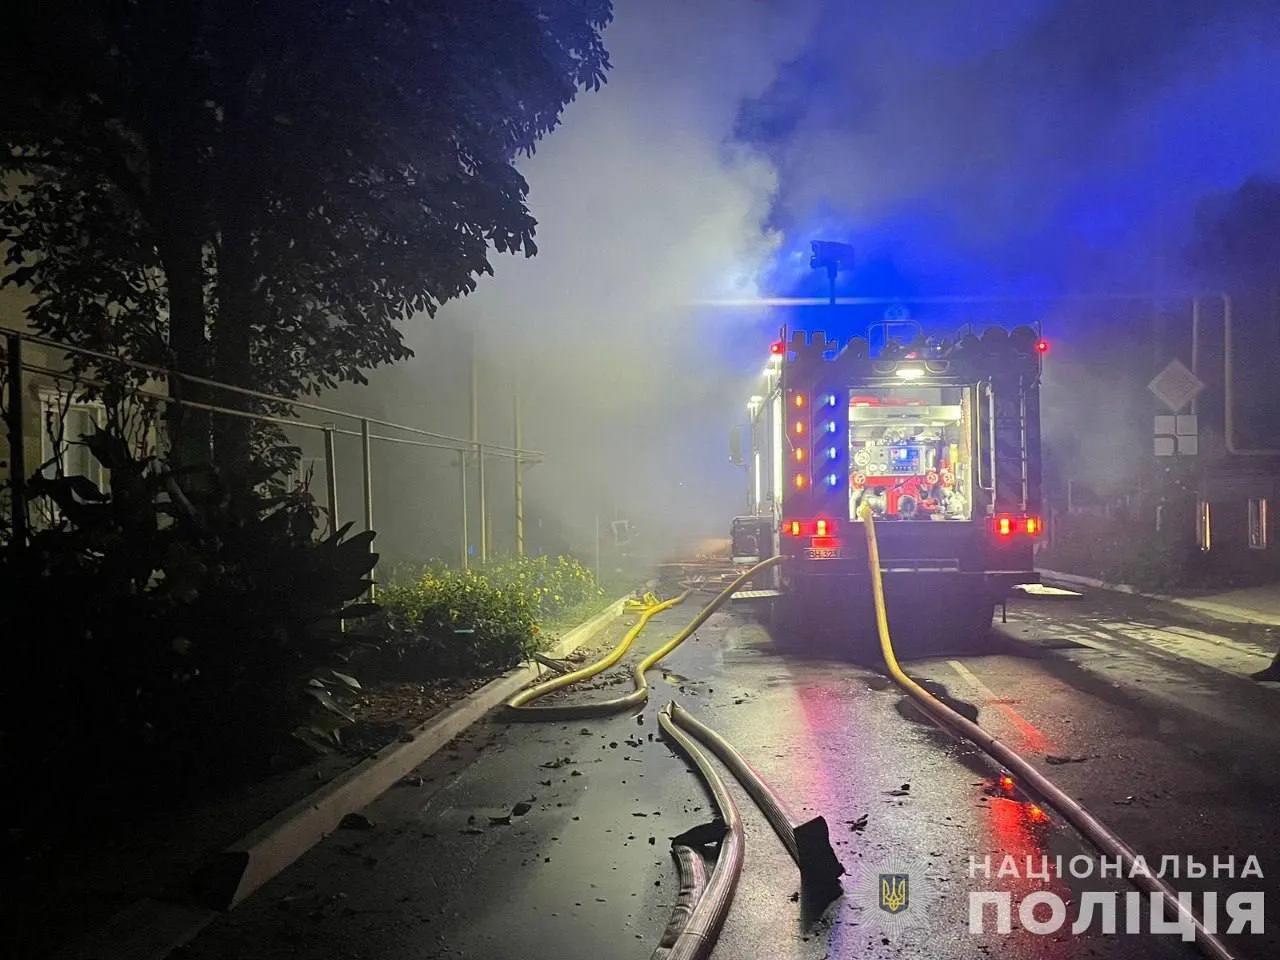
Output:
1,1,612,472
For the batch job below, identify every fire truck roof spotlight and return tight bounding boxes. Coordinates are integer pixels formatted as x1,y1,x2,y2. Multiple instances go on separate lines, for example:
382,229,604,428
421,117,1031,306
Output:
895,364,925,380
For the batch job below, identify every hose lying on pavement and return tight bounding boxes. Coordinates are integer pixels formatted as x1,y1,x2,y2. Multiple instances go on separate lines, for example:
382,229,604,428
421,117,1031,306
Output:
498,591,689,721
500,554,839,960
663,701,844,892
499,557,782,722
857,503,1237,960
652,844,708,959
653,702,744,960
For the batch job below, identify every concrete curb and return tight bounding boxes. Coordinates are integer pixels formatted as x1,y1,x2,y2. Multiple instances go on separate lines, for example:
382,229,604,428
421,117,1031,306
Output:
1037,568,1280,627
56,595,631,960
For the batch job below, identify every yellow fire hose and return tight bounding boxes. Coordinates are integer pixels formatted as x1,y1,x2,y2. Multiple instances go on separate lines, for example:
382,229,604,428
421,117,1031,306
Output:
858,503,1235,960
499,558,782,721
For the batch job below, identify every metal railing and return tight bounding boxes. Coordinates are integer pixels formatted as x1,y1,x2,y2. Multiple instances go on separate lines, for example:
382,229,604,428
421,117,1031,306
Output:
2,328,537,571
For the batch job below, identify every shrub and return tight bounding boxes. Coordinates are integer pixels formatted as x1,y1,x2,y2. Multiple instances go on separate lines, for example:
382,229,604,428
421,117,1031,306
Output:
369,554,604,679
0,427,379,824
1039,513,1191,591
479,553,605,619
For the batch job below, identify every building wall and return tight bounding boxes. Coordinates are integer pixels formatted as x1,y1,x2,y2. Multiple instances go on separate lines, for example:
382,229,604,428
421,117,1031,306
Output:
0,280,54,491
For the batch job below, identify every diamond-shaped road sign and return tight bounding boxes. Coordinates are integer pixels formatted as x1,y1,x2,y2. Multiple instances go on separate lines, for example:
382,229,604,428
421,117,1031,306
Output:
1148,358,1204,413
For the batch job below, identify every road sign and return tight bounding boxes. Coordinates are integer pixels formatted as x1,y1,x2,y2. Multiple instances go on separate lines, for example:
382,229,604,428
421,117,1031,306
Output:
1154,414,1197,456
1148,359,1204,413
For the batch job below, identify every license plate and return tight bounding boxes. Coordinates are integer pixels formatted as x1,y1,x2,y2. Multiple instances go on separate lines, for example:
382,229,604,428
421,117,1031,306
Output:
806,546,841,560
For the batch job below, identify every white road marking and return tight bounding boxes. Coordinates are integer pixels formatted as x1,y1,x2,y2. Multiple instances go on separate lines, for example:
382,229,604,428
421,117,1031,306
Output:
947,660,1002,703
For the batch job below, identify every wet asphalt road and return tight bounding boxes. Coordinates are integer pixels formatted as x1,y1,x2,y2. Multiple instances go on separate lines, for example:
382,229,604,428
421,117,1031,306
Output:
179,587,1280,960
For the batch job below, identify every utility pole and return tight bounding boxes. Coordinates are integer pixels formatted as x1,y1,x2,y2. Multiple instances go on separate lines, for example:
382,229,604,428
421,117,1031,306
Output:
322,423,339,537
470,330,488,563
458,449,469,570
514,386,525,557
360,417,375,599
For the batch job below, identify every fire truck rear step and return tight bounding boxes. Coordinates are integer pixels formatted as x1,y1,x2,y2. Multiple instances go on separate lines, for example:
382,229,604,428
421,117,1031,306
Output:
732,589,785,601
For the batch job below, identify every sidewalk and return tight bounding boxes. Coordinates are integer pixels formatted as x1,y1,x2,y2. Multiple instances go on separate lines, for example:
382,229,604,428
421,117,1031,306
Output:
1036,568,1280,628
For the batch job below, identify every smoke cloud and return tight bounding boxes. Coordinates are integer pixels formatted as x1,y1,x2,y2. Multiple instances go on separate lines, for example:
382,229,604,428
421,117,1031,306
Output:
739,0,1280,294
343,1,817,563
333,1,1280,566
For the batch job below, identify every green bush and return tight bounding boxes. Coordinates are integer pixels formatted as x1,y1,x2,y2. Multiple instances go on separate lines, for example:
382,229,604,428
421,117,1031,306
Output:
479,553,605,619
370,554,604,679
1039,514,1191,591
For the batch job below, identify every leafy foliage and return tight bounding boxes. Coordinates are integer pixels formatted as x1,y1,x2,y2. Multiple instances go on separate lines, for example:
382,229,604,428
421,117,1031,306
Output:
479,553,606,619
371,554,604,678
0,428,379,826
0,1,613,470
1038,515,1192,591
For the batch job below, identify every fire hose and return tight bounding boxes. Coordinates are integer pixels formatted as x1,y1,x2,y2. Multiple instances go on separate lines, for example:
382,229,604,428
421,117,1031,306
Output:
499,559,781,721
497,555,846,960
858,503,1236,960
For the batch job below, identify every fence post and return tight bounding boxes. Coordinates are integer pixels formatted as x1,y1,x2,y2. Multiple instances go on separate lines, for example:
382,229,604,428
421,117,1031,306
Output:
360,417,375,600
322,423,339,537
4,332,27,555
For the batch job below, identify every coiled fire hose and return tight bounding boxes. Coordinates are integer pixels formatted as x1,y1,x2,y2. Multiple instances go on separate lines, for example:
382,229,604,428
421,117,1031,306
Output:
858,503,1236,960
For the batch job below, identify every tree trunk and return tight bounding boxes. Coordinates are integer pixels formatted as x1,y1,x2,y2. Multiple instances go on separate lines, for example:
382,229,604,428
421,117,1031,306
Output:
155,160,211,470
150,1,210,471
212,212,254,477
210,0,257,480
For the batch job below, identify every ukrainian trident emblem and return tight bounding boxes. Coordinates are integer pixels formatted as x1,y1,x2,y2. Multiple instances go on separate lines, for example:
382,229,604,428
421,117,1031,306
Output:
878,873,910,915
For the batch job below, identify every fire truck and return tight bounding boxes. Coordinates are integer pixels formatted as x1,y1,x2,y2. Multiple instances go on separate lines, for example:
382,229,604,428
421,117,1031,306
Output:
730,312,1047,648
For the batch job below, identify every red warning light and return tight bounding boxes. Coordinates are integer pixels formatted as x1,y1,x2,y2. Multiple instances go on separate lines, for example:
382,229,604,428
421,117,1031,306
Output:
770,341,786,355
1035,338,1049,354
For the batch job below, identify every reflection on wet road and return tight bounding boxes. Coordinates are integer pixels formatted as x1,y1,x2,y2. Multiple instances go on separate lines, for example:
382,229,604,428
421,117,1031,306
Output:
181,588,1279,960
